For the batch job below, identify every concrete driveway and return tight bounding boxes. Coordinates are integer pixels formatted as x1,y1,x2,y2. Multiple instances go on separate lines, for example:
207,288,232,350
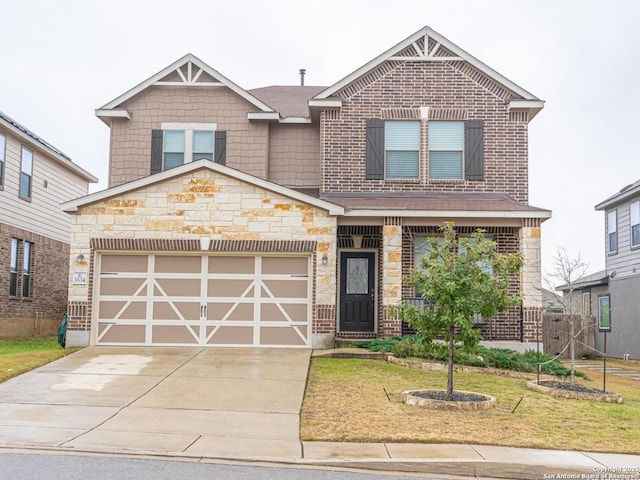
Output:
0,347,311,460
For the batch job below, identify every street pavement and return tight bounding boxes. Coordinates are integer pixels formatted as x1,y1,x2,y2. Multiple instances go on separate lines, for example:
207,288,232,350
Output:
0,347,639,479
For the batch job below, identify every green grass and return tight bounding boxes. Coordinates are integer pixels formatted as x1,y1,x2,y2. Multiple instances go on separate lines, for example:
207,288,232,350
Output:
0,336,79,383
301,357,640,453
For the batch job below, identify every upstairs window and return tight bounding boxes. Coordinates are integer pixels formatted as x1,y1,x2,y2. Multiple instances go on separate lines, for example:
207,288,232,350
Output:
631,200,640,248
607,210,617,254
20,146,33,200
429,121,464,180
384,121,420,179
0,132,5,187
151,123,226,174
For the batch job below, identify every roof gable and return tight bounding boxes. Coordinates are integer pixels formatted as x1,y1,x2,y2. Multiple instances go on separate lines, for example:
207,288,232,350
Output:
96,54,275,123
313,26,543,116
62,159,343,215
595,179,640,210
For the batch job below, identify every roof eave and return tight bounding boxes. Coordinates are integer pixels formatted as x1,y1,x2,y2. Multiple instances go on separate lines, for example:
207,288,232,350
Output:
595,185,640,210
343,209,552,219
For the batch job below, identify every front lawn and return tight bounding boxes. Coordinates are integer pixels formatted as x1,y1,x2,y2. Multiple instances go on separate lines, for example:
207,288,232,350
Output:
0,336,79,383
301,357,640,454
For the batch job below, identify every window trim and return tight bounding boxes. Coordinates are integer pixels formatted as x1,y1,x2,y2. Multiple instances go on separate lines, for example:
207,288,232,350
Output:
160,123,216,171
607,209,617,255
630,200,640,249
19,145,33,201
0,131,5,189
582,292,591,316
22,241,33,298
9,238,19,297
384,120,420,180
428,120,464,180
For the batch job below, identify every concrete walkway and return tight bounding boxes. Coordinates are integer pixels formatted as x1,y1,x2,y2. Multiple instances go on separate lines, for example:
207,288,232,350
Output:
1,347,639,479
572,360,640,381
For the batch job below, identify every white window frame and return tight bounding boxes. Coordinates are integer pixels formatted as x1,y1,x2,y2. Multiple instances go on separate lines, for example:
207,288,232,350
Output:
428,121,464,180
607,209,617,254
160,122,216,170
20,146,33,200
22,241,33,298
384,120,420,180
10,238,19,296
630,200,640,249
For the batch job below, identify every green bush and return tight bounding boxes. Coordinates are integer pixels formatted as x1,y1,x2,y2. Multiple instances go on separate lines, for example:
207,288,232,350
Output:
359,336,588,379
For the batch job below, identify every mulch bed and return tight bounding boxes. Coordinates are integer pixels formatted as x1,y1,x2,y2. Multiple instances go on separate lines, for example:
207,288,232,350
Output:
537,381,608,395
411,390,489,402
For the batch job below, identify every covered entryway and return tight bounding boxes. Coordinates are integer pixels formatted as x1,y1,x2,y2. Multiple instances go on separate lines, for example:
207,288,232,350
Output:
95,253,311,347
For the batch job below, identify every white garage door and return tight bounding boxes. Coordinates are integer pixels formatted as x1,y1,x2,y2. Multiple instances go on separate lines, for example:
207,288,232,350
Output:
95,254,310,347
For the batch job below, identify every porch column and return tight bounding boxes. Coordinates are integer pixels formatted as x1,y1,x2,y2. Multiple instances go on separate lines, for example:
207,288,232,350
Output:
520,218,543,343
382,216,403,337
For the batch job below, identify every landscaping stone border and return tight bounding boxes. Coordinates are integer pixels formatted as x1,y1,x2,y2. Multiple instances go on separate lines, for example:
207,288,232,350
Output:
526,380,623,403
402,389,497,410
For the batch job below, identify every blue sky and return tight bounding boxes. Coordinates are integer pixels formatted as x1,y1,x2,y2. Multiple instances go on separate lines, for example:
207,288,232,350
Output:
2,0,639,281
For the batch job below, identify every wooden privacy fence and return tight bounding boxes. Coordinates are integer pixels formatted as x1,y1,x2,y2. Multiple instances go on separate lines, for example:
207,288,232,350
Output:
542,313,596,358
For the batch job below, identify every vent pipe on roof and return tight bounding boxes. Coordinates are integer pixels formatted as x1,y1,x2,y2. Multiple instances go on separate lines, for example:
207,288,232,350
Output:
299,68,306,86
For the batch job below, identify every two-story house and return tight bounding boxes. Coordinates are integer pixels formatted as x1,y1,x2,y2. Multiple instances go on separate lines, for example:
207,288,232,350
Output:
0,110,97,337
62,27,550,349
594,180,640,359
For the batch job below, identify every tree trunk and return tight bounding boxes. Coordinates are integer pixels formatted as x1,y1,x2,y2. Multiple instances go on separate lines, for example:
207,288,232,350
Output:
447,325,455,400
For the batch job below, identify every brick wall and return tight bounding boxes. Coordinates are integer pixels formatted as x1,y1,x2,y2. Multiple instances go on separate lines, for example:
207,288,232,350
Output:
321,61,530,203
0,222,69,337
109,86,270,187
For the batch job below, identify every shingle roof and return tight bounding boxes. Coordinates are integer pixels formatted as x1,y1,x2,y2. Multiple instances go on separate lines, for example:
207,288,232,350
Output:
555,270,609,292
248,86,326,118
320,192,549,213
0,109,72,161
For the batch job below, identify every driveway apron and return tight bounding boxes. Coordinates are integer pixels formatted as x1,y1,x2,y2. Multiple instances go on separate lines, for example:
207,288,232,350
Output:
0,347,311,460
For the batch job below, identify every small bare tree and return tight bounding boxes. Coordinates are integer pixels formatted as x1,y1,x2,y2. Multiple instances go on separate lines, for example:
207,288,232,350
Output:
545,246,592,384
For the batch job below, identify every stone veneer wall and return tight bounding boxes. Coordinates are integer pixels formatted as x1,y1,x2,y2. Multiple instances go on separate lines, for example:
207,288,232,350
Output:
320,60,530,203
67,168,338,343
0,222,69,337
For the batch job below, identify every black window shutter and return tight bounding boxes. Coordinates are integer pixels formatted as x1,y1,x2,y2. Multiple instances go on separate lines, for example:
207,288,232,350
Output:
365,119,384,179
214,131,226,165
151,129,163,174
464,120,484,181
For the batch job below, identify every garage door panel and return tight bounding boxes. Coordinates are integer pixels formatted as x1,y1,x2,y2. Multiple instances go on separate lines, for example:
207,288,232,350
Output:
207,326,253,345
155,279,201,296
260,327,306,346
99,325,146,344
207,280,254,297
101,255,148,273
207,302,254,321
260,303,307,322
96,254,310,348
99,278,146,296
262,256,307,275
262,280,307,298
155,255,201,273
152,326,199,344
153,302,200,320
209,256,254,274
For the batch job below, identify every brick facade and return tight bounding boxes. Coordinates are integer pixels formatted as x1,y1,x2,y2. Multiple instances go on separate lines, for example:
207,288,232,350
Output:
320,61,529,203
0,222,69,337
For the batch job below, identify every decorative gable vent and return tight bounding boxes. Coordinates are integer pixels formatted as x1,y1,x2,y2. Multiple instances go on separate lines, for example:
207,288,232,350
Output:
155,60,223,87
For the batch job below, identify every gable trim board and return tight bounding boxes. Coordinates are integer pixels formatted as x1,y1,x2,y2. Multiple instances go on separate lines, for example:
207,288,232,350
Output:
62,159,344,216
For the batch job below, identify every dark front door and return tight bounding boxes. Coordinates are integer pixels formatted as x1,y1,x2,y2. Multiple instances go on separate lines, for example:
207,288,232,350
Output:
339,252,375,332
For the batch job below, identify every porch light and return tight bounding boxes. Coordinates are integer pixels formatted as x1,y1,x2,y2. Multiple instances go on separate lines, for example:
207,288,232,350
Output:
352,235,363,249
321,255,328,266
76,254,85,263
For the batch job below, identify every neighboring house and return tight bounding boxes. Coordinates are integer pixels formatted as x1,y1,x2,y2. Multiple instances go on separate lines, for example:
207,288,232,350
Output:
542,288,564,313
0,111,97,337
594,180,640,359
62,26,551,349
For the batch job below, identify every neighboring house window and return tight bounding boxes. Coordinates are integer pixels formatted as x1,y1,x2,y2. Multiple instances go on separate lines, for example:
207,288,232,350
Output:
20,146,33,199
385,121,420,179
630,200,640,248
429,121,464,179
9,238,19,296
582,292,591,316
151,123,226,175
22,241,33,298
598,295,611,331
607,210,617,254
0,132,5,187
